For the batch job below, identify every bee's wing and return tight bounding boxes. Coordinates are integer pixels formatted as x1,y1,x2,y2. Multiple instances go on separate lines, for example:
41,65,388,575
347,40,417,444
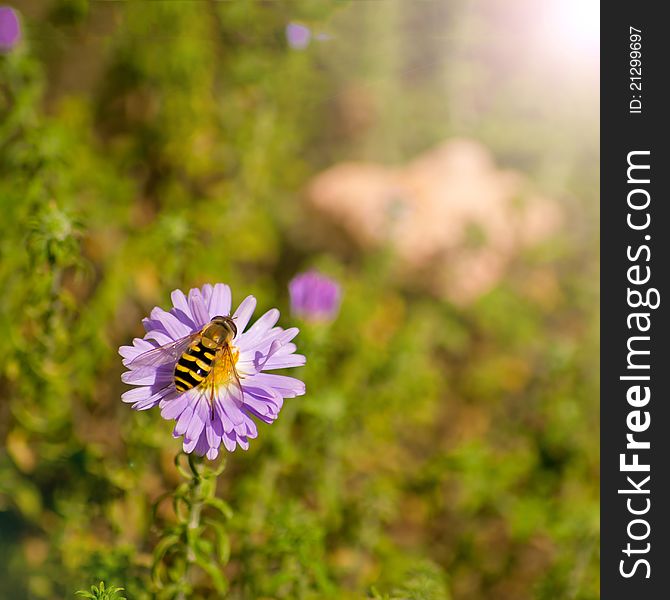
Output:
126,333,201,380
223,343,245,402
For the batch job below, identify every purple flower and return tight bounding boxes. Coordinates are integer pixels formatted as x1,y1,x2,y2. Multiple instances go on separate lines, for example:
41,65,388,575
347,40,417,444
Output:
285,22,311,50
0,6,21,52
119,284,306,459
289,270,341,322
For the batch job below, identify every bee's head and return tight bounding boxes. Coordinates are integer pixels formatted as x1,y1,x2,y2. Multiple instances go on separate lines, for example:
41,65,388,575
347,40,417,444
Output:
210,315,237,342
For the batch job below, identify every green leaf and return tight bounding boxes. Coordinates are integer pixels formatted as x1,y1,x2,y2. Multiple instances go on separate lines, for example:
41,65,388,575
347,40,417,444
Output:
202,496,233,520
151,534,182,587
204,517,231,564
193,552,228,595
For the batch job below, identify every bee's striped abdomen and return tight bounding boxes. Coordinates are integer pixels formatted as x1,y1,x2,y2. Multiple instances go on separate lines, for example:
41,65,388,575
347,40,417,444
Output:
174,342,217,393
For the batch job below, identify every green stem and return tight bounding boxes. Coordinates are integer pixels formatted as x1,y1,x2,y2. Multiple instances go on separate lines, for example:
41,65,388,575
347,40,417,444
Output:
152,453,230,598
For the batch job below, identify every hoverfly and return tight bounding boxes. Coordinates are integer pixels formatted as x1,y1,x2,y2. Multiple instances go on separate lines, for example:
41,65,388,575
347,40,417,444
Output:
128,315,243,418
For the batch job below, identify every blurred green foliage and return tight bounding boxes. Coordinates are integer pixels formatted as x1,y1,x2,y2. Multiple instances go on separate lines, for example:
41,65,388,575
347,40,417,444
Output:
75,581,126,600
1,1,598,599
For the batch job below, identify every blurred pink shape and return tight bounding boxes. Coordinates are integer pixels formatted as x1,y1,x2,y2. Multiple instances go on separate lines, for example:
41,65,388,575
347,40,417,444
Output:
289,270,341,323
286,22,311,50
306,139,563,305
0,6,21,51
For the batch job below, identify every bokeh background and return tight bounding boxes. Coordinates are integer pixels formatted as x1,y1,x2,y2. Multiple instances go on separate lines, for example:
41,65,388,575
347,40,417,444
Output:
0,1,599,598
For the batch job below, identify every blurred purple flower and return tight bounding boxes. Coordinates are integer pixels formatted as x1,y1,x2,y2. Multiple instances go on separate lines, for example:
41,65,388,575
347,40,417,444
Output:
285,22,311,50
120,284,306,459
289,271,341,322
0,6,21,52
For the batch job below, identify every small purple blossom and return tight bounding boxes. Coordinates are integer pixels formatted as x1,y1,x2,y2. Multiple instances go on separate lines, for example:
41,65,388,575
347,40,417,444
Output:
289,270,341,322
0,6,21,52
120,284,306,459
285,22,311,50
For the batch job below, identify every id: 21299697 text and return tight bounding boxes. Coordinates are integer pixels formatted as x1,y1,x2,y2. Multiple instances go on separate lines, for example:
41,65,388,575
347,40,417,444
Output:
629,27,643,114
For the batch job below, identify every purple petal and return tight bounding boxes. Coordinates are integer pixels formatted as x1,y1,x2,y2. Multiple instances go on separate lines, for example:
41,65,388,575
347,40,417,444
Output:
186,397,209,441
245,419,258,439
219,391,245,426
122,365,172,386
222,431,237,452
200,284,214,305
236,308,280,350
243,394,274,416
273,342,297,355
183,435,199,453
133,395,163,411
242,384,277,402
143,328,173,347
252,340,282,372
150,308,191,339
175,403,195,436
160,393,190,420
263,352,306,370
233,295,256,334
242,404,278,424
188,288,210,328
214,398,236,433
122,384,172,403
206,419,222,448
273,328,300,344
119,338,155,362
208,283,232,317
211,412,225,437
121,387,151,404
171,289,190,316
170,290,196,329
194,429,211,456
249,372,306,397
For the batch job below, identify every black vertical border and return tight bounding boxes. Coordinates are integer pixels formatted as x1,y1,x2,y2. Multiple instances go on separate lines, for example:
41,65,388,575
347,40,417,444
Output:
601,3,670,598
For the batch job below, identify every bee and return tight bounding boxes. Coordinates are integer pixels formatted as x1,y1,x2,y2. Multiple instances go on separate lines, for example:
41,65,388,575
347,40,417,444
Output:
128,315,242,417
